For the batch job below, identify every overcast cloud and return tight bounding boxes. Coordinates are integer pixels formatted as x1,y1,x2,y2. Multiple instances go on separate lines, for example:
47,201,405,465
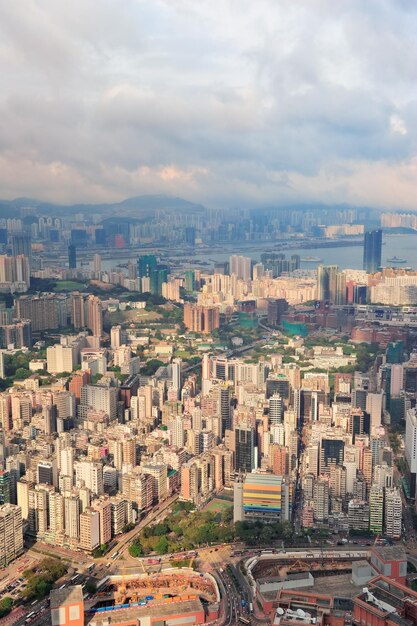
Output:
0,0,416,209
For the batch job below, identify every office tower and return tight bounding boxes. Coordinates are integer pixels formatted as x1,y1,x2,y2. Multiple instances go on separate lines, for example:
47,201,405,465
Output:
235,425,255,473
406,407,417,500
317,265,339,302
363,229,382,273
320,438,344,473
0,504,23,566
68,243,77,269
71,292,85,329
86,295,103,337
93,254,101,274
269,393,283,424
384,488,402,538
313,479,329,521
369,485,384,534
37,461,53,485
79,508,100,552
218,385,231,436
110,325,122,349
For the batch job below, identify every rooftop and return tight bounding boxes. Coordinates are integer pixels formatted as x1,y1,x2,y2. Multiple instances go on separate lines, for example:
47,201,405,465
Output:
50,585,83,608
371,545,407,562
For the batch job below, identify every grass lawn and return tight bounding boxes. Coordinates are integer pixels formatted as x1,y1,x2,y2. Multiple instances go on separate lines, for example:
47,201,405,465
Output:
105,309,161,324
54,280,86,291
202,499,233,514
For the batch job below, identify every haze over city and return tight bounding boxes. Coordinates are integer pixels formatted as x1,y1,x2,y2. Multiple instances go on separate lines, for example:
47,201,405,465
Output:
0,0,417,209
3,3,417,626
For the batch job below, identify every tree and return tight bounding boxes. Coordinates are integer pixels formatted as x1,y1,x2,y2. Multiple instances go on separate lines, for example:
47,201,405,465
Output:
85,581,97,595
129,540,144,557
14,367,30,380
155,536,169,555
0,597,13,618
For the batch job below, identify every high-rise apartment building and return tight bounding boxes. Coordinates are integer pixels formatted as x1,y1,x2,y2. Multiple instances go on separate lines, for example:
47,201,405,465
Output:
80,384,118,420
313,479,329,521
86,295,103,337
47,344,74,374
405,406,417,500
71,293,85,329
183,303,220,334
79,508,100,552
110,325,122,350
229,255,251,281
384,488,402,538
369,485,384,534
0,504,23,566
16,295,60,332
363,229,382,273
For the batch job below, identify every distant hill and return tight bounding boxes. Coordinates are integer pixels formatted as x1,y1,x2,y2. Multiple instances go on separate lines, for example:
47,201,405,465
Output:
0,194,207,219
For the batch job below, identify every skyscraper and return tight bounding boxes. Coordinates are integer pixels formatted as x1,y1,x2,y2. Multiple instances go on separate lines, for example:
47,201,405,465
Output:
363,229,382,273
11,233,32,267
68,243,77,269
269,394,283,424
317,265,339,302
235,425,255,473
86,295,103,338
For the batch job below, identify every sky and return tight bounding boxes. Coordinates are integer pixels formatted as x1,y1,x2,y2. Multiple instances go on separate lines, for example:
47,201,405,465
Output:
0,0,417,210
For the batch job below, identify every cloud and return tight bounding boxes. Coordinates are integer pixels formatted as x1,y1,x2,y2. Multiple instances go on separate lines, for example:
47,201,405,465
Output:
0,0,416,209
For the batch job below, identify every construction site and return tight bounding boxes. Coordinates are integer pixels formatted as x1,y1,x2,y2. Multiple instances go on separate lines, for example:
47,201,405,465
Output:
85,569,220,625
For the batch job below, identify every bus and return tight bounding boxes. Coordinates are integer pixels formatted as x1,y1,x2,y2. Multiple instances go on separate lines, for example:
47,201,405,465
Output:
88,563,95,571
